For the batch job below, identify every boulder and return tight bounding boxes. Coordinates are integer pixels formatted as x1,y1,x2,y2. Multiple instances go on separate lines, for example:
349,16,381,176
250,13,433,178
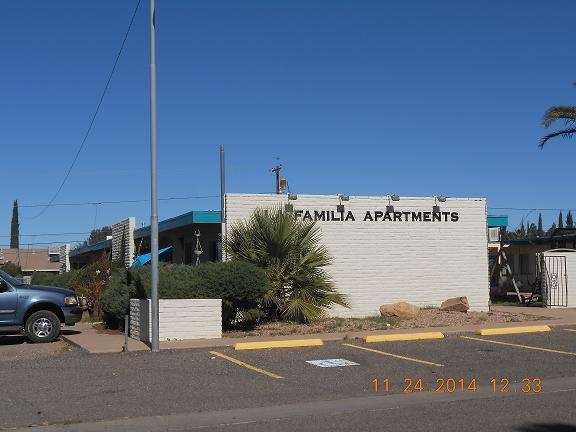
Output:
440,296,469,312
379,302,420,319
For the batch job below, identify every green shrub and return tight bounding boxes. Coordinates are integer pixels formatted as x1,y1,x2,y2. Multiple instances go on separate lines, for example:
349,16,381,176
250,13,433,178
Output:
131,261,269,328
1,263,22,277
31,268,85,291
101,268,135,328
30,271,57,286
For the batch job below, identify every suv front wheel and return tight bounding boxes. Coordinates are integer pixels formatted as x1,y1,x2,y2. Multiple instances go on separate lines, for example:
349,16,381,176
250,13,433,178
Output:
25,311,61,343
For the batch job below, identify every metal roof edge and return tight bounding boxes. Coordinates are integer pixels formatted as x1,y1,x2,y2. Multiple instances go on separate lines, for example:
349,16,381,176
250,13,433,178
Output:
69,239,112,257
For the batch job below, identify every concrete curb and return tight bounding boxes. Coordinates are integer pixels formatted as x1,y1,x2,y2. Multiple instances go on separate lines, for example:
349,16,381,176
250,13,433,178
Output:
365,332,445,343
60,310,576,354
235,338,324,350
479,325,551,336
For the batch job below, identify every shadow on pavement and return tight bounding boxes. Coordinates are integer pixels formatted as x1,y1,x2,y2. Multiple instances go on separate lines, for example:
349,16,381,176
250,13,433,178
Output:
0,335,29,345
62,329,81,336
515,423,576,432
0,328,81,345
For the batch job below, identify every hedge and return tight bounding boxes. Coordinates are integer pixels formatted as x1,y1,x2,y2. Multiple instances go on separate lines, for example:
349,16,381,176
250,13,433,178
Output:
102,261,270,328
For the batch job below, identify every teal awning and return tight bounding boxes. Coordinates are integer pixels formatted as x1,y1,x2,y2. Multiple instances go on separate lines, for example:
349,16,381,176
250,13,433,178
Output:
131,246,173,267
488,215,508,228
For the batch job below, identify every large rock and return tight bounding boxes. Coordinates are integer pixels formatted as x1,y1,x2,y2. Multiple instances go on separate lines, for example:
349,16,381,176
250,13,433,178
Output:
440,296,469,312
379,302,420,319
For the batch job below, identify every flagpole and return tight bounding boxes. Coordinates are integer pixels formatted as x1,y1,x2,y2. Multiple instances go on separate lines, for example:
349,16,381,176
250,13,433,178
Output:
149,0,160,352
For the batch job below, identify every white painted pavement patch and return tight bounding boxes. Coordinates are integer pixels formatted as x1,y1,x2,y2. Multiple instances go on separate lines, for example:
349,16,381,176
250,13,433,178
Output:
306,359,360,368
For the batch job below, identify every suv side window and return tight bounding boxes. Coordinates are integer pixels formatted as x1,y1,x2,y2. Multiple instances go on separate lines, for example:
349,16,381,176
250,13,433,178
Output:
0,278,12,293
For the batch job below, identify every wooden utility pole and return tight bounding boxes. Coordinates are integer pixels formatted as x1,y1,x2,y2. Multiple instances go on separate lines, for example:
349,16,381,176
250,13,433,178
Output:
271,164,282,194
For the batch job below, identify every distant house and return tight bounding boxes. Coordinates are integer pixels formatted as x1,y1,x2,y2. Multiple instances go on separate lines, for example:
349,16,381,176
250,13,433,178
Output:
0,247,66,273
506,228,576,288
68,239,112,270
134,211,221,265
69,211,221,269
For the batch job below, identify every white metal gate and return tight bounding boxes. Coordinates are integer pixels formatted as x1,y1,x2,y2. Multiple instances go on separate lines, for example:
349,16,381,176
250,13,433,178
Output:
539,254,568,307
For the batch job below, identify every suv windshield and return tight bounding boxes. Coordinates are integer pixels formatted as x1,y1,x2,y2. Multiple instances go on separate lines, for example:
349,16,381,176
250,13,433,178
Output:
0,269,24,286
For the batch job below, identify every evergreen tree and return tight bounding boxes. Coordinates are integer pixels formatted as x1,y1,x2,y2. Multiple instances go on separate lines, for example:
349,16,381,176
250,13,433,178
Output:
567,210,574,228
10,200,19,249
516,221,526,239
548,222,557,236
527,223,538,239
537,213,544,236
82,226,112,246
559,211,564,228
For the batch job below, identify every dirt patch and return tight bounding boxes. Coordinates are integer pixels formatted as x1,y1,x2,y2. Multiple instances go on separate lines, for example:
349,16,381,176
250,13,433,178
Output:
223,309,550,338
0,336,77,361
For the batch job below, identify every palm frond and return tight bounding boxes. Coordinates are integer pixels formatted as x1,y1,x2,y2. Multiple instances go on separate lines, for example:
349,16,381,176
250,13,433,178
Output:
542,106,576,128
540,127,576,148
225,205,350,322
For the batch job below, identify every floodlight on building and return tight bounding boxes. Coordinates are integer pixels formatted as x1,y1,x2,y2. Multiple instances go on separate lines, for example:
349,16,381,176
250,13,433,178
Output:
387,194,399,213
433,195,447,213
337,194,350,212
285,193,298,212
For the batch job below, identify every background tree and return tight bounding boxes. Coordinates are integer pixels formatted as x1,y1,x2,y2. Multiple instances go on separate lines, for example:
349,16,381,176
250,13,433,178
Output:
540,83,576,148
567,210,574,228
537,213,544,237
547,222,557,236
10,200,19,249
527,222,538,239
558,211,564,228
515,221,526,239
225,206,349,322
82,226,112,246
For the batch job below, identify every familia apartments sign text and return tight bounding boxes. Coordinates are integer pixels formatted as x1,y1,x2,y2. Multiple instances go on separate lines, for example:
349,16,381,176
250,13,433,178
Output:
293,209,460,223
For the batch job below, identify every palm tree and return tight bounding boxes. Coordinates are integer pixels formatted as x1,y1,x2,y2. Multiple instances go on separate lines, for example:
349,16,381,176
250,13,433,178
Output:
225,206,349,323
540,84,576,148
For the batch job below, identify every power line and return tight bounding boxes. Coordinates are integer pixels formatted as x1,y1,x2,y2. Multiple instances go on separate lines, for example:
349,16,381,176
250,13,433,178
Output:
0,241,86,247
490,207,575,212
0,232,90,238
20,195,219,209
29,0,142,220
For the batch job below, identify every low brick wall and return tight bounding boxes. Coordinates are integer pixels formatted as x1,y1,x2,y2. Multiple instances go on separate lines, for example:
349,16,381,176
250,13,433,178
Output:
130,299,222,342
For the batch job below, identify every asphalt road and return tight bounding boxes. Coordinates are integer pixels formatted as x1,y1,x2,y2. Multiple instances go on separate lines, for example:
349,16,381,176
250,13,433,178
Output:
1,328,575,431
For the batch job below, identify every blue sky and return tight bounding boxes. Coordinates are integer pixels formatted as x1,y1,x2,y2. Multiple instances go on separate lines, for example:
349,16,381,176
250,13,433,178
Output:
2,0,575,248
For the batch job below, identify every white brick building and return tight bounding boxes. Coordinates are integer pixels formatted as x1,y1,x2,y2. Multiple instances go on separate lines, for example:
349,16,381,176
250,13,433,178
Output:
224,193,489,317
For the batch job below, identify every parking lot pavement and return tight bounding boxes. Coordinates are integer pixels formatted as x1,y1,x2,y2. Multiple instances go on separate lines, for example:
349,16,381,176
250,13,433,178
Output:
209,327,576,396
2,327,576,430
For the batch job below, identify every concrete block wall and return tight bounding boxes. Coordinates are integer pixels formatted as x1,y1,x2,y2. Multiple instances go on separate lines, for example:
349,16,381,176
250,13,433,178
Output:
225,193,489,316
59,244,70,273
130,299,222,341
112,217,135,267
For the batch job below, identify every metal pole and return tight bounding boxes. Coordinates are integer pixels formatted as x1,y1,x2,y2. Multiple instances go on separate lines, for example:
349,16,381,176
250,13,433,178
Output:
149,0,160,352
122,314,129,352
220,144,226,225
220,145,226,262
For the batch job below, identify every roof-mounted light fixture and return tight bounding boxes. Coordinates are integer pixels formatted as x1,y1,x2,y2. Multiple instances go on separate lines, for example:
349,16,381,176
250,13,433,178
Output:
285,193,298,212
433,195,447,213
337,194,350,212
387,194,400,213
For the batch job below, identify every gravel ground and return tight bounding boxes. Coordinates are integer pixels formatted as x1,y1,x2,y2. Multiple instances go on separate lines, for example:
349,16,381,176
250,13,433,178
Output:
0,335,77,362
223,309,549,338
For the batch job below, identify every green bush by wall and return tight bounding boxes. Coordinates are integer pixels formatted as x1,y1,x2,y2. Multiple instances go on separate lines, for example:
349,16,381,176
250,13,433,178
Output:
103,261,269,328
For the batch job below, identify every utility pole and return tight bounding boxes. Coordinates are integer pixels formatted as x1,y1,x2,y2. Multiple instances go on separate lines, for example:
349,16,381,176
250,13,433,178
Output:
149,0,160,353
271,164,282,194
